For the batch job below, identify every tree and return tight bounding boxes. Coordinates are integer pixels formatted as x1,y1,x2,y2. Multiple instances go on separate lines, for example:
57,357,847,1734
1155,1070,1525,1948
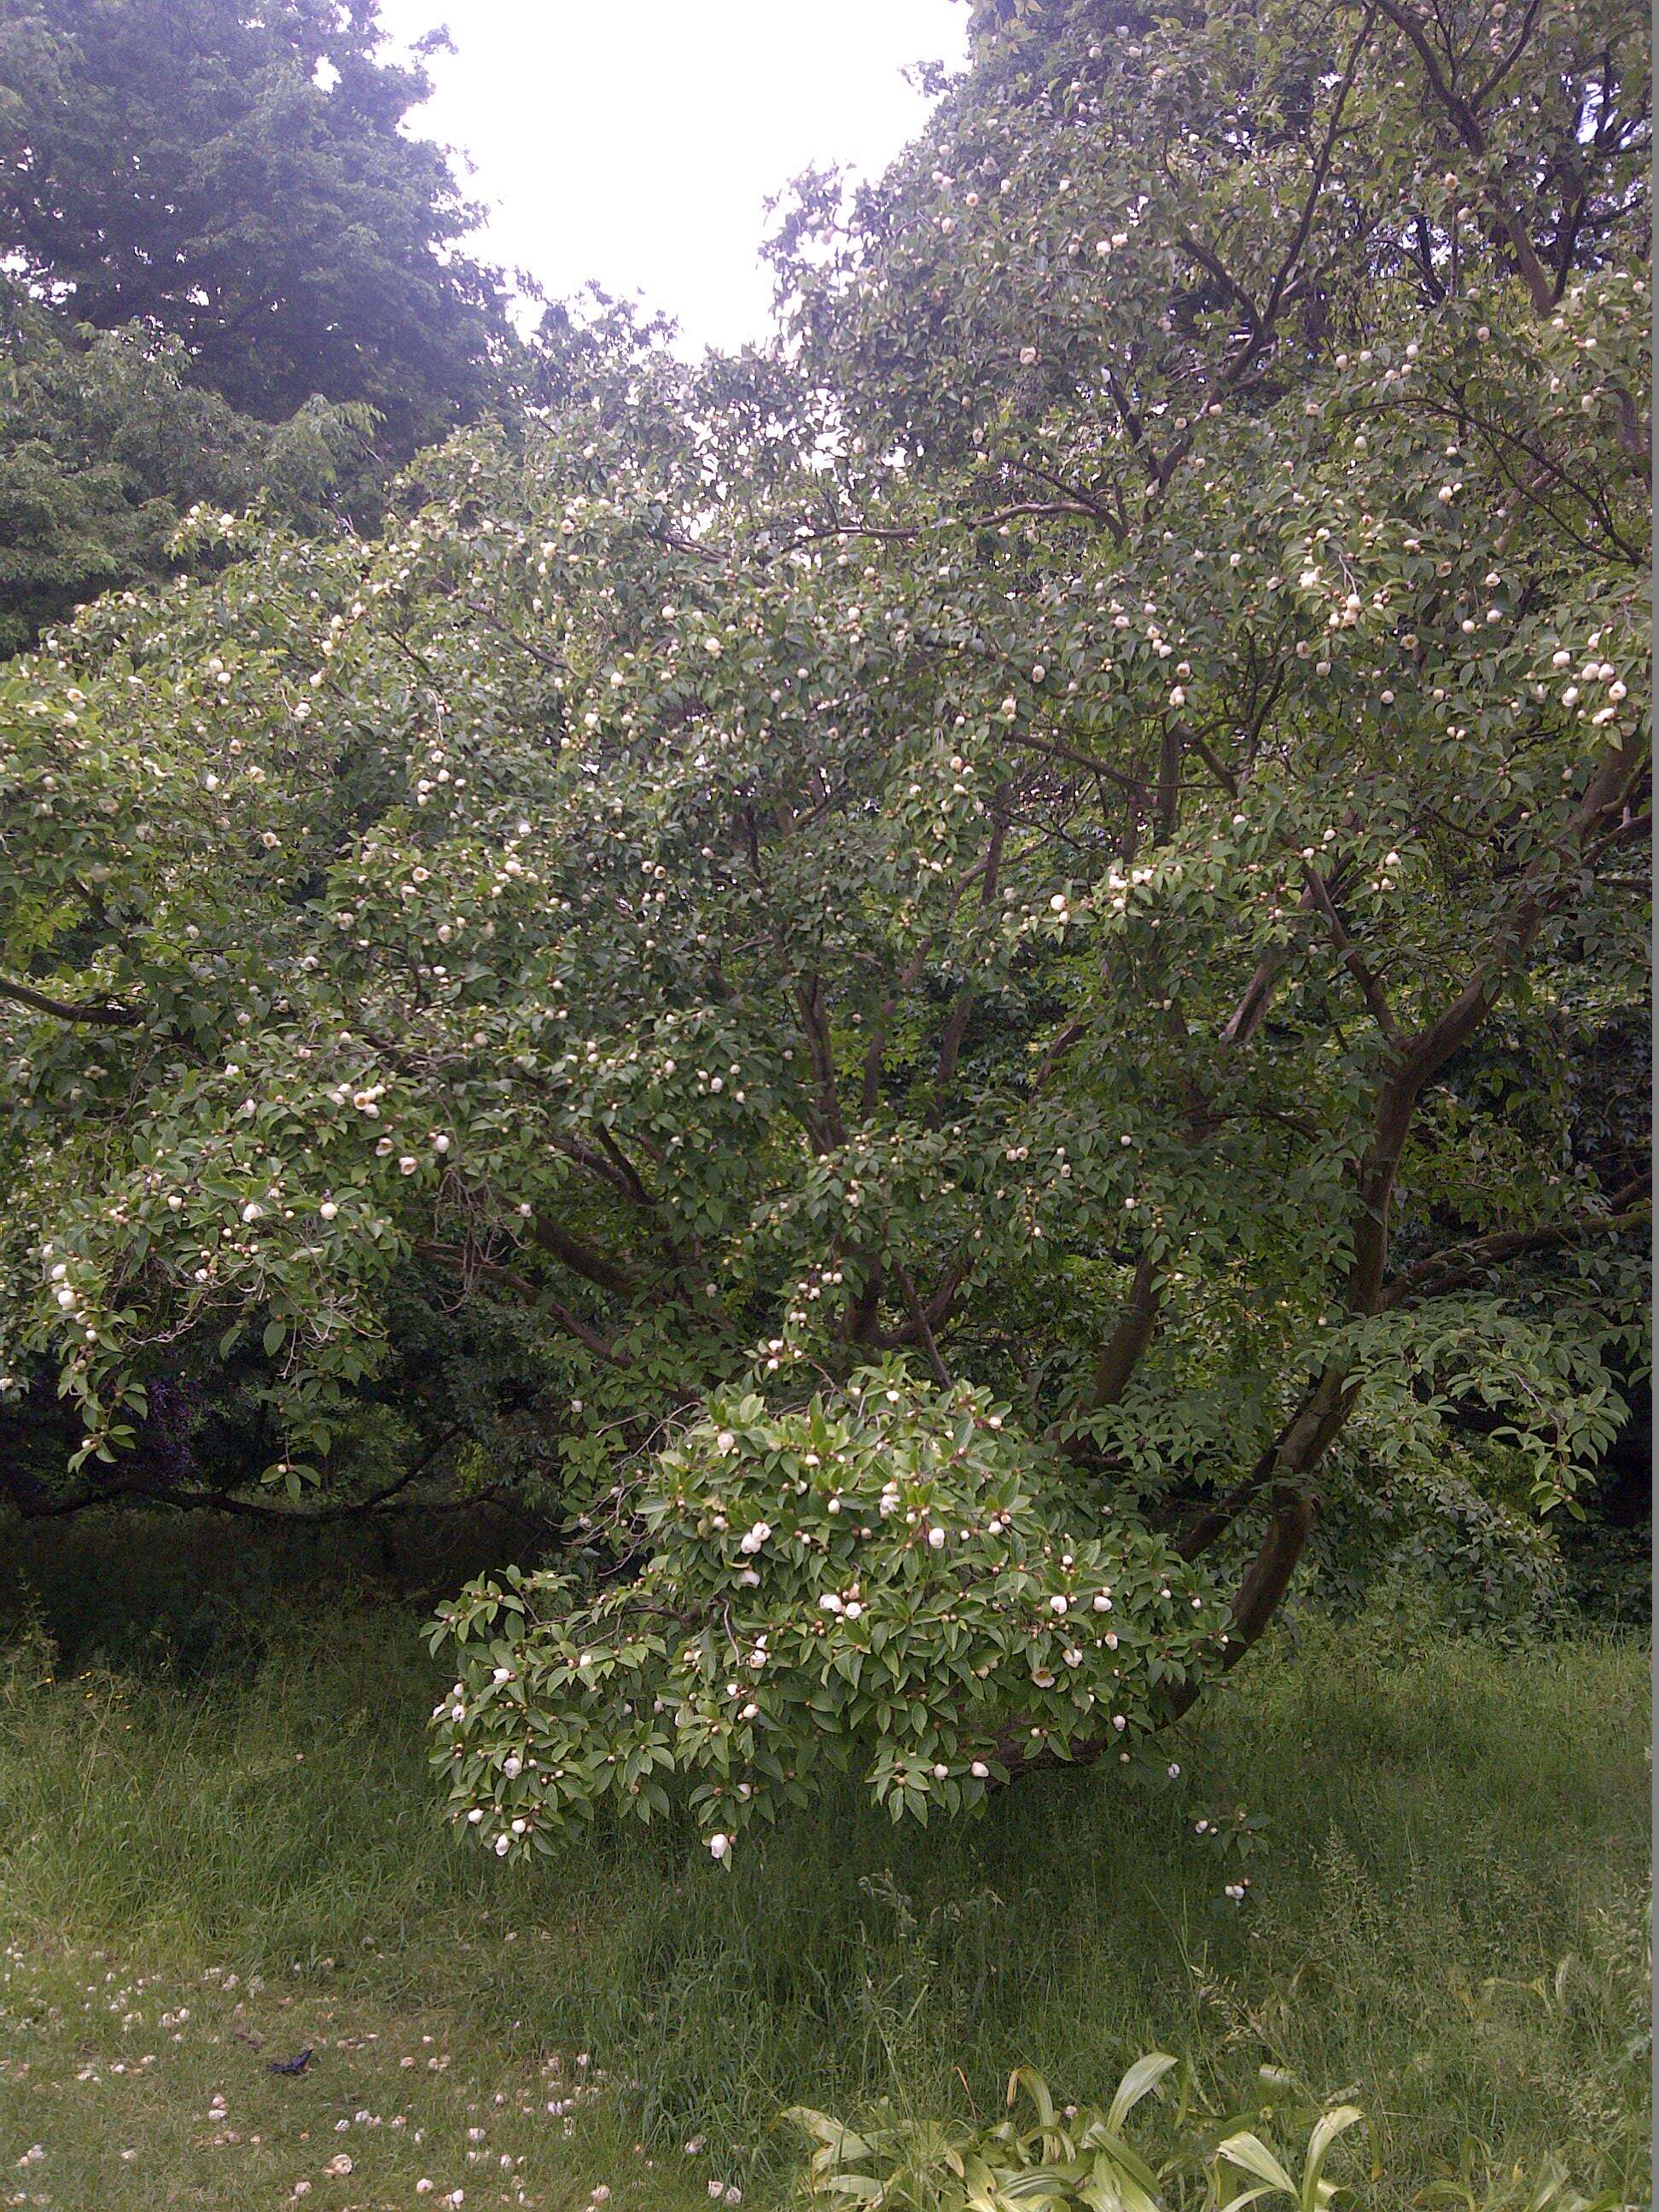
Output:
0,0,515,457
0,0,1647,1859
0,280,374,654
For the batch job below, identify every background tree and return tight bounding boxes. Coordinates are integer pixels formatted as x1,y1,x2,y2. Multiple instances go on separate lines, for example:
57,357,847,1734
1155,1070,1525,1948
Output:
0,279,375,655
0,0,1647,1854
0,0,515,453
0,0,522,643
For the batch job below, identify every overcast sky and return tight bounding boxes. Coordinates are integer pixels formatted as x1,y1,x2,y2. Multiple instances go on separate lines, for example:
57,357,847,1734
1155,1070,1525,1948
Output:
375,1,969,356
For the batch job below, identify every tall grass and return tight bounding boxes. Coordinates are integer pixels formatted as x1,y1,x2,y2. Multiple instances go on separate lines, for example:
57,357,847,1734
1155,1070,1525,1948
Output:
0,1575,1648,2209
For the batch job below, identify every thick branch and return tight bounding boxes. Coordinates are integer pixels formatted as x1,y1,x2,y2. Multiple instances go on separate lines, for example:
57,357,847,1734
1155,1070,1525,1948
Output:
1303,864,1400,1041
1089,1256,1163,1409
531,1214,640,1299
1378,1189,1650,1311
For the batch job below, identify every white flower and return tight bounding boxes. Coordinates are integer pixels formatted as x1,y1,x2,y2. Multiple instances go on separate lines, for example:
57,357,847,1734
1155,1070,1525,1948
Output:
494,1834,510,1856
492,1667,513,1685
318,1202,338,1221
1049,1595,1068,1615
970,1761,989,1778
241,1202,264,1224
708,1833,731,1861
715,1429,736,1453
843,1601,863,1621
1091,1593,1113,1612
1019,346,1039,365
927,1526,946,1550
503,1756,521,1779
399,1155,418,1175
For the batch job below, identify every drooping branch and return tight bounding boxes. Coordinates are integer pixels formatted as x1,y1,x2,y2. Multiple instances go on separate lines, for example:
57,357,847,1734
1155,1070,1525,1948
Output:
0,975,148,1027
3,1423,469,1524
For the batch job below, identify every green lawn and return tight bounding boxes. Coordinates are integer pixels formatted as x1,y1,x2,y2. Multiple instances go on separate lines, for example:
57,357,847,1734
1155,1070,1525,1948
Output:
0,1597,1648,2211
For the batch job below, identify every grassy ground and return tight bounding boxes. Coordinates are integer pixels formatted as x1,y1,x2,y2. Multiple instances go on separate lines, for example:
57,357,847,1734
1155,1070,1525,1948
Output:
0,1586,1648,2212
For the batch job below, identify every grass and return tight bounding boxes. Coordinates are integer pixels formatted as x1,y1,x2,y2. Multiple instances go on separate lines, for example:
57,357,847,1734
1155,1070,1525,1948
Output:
0,1563,1649,2212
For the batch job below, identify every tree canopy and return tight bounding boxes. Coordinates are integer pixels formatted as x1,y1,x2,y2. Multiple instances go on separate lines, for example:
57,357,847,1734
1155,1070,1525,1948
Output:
0,0,1648,1854
0,0,515,449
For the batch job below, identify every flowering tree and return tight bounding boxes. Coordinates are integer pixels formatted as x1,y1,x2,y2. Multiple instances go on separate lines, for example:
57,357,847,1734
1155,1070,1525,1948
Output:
0,0,1648,1850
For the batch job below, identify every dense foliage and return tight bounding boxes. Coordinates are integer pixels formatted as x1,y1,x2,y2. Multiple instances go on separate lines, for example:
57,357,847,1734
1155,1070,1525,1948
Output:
0,0,1648,1848
0,0,520,643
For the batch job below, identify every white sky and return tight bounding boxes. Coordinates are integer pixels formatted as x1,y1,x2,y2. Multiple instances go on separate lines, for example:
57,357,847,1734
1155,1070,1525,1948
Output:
376,1,969,356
